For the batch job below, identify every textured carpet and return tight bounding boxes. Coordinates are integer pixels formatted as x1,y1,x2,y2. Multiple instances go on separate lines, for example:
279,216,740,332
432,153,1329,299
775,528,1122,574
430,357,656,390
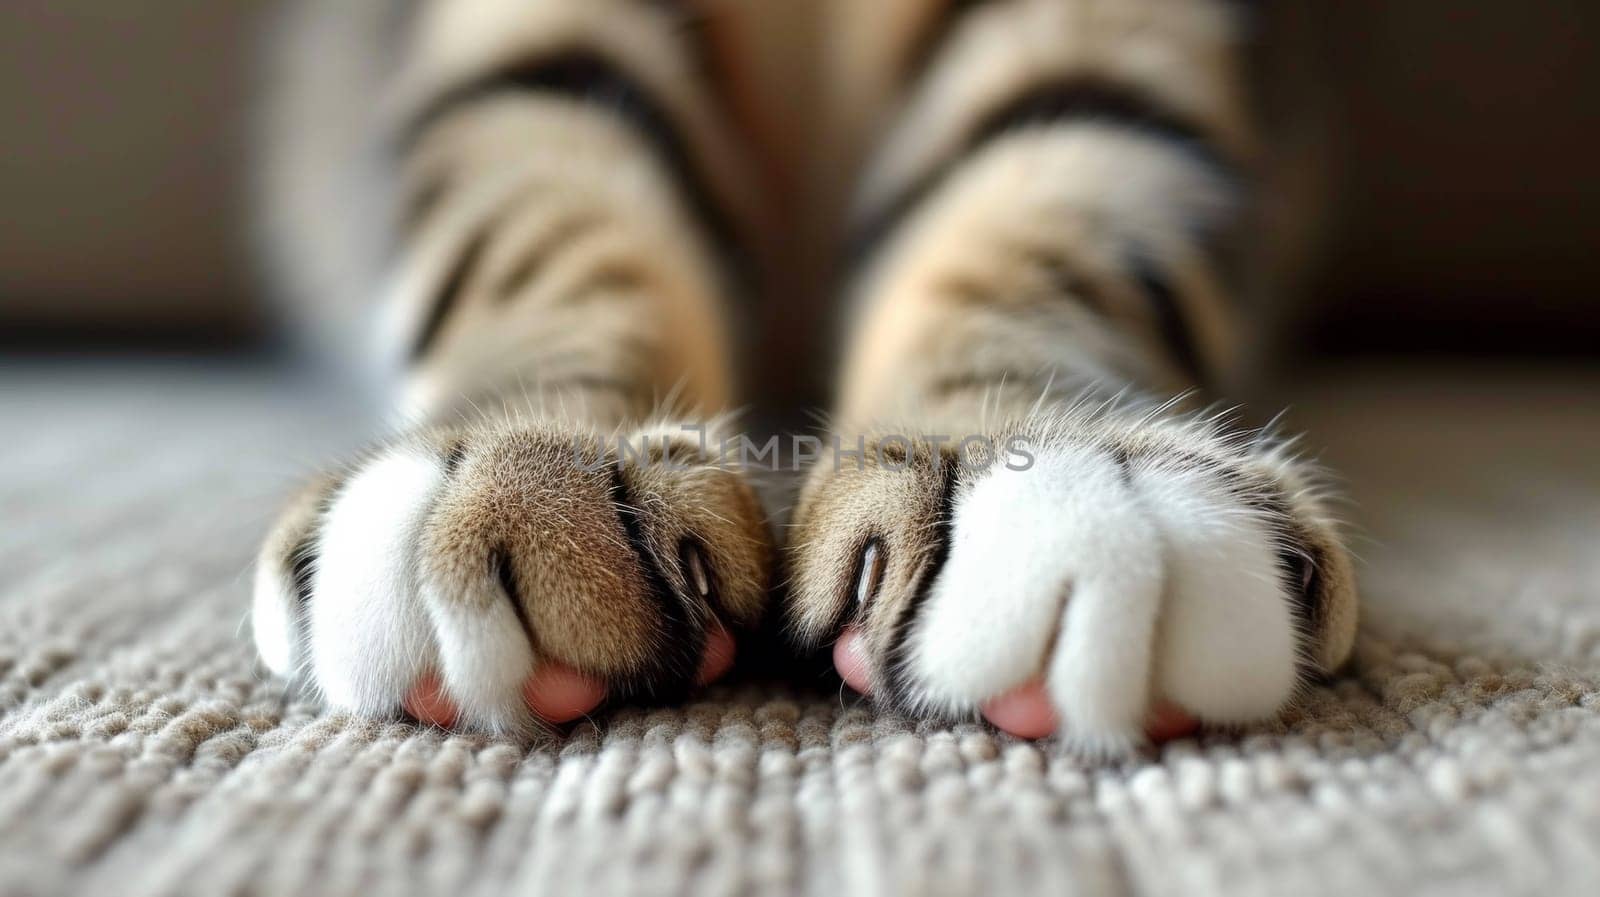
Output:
2,361,1599,897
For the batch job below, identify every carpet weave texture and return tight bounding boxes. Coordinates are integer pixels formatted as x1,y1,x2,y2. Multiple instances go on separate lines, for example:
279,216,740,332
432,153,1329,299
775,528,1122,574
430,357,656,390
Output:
2,363,1599,897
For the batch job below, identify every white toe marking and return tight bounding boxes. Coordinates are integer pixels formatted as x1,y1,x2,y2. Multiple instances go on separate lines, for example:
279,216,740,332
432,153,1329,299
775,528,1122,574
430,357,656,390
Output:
251,558,301,677
1034,450,1164,754
309,449,445,716
911,446,1163,754
422,562,537,736
1136,465,1298,723
905,439,1300,748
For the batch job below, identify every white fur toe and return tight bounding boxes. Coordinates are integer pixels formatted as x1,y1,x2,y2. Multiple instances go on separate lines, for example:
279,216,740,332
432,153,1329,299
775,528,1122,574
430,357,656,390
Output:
421,564,539,736
909,447,1163,750
308,448,446,715
895,439,1306,752
251,559,301,678
1134,464,1299,722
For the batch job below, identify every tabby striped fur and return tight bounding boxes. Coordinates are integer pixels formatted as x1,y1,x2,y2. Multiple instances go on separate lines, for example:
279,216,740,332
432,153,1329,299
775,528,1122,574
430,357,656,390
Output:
785,0,1356,754
253,0,775,735
251,0,1357,753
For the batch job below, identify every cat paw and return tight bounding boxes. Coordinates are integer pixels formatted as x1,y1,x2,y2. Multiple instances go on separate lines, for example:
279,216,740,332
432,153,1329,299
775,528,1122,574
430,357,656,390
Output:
785,410,1357,756
253,420,772,734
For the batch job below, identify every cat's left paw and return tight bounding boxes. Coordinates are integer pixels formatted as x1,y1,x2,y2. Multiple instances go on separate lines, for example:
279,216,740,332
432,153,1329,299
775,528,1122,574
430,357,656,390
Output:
251,419,773,735
784,413,1357,756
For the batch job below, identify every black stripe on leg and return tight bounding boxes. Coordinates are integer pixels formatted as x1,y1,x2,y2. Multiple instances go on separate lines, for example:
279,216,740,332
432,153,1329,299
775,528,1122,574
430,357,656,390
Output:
608,466,705,702
924,367,1064,406
399,50,749,296
400,168,454,235
881,452,963,713
901,0,996,84
635,0,718,84
554,263,650,307
410,222,494,360
494,212,605,303
1019,247,1114,317
1126,247,1208,386
846,77,1238,274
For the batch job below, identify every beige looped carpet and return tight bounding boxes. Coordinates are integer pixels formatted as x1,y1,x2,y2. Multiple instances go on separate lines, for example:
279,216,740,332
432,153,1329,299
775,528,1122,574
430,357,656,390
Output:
2,362,1598,897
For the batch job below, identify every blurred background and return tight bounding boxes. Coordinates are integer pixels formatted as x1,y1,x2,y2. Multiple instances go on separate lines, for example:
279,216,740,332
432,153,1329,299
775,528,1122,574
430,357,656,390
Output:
2,1,1597,365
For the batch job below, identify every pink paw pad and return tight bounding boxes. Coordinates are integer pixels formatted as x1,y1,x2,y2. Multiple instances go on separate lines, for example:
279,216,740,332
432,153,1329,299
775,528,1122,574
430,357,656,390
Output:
980,680,1059,740
401,624,737,730
833,626,873,695
521,661,608,724
696,623,737,686
833,625,1200,743
402,673,459,729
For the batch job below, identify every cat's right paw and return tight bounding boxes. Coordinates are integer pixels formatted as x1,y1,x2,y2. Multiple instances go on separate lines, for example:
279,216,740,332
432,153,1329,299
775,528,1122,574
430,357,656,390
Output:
252,420,772,734
784,410,1358,756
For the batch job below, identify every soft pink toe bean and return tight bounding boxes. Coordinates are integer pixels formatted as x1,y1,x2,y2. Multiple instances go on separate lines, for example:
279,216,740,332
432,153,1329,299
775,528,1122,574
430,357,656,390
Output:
1144,700,1200,743
981,679,1059,739
523,662,608,724
403,674,459,729
696,624,737,686
833,626,873,695
832,627,1200,744
979,682,1200,742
